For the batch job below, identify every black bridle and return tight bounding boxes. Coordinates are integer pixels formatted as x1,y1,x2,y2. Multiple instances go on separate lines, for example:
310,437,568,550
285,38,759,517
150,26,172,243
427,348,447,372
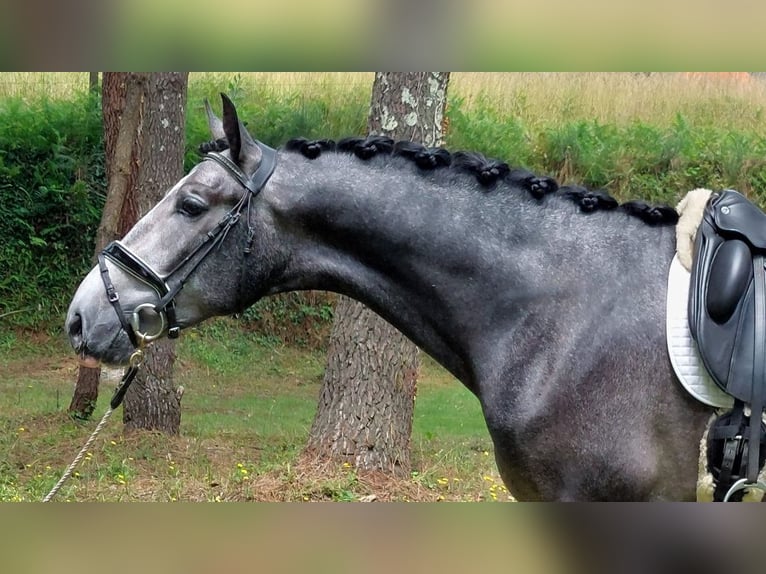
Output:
98,141,278,348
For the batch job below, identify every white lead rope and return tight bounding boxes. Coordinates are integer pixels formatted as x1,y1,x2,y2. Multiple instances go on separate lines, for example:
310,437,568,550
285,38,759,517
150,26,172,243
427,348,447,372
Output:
43,348,144,502
42,407,116,502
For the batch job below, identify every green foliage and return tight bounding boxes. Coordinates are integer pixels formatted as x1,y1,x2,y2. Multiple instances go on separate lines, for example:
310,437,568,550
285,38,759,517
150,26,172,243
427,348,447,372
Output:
184,78,369,171
239,292,335,347
0,93,104,328
446,96,766,208
446,95,534,168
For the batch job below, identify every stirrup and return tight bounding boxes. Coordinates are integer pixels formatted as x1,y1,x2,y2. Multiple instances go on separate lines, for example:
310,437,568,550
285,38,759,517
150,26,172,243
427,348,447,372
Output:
722,477,766,501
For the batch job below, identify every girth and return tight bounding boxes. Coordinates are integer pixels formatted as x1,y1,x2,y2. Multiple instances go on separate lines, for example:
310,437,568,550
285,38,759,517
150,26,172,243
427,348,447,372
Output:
688,189,766,500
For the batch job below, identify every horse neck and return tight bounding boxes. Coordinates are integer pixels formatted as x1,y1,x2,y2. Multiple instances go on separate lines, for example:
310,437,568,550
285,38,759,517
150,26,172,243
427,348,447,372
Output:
266,152,675,387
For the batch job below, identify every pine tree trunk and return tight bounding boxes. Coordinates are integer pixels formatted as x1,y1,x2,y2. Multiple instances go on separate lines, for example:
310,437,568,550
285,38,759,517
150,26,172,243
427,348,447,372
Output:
309,297,419,471
68,73,141,420
307,73,450,474
95,73,144,251
68,364,100,420
123,337,180,432
121,72,188,434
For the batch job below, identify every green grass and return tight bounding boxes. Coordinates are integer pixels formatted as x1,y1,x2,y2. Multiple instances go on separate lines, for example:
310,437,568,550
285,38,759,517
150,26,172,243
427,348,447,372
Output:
0,321,504,502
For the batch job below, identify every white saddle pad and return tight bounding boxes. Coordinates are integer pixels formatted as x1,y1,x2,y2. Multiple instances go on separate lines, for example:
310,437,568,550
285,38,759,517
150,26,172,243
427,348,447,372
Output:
666,254,734,409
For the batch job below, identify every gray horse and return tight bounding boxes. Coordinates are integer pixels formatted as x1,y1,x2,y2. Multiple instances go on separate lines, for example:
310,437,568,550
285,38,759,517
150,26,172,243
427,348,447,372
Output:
66,95,711,501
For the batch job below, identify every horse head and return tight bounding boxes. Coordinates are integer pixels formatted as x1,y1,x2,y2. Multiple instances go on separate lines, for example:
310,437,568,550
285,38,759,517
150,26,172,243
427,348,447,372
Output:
66,94,283,364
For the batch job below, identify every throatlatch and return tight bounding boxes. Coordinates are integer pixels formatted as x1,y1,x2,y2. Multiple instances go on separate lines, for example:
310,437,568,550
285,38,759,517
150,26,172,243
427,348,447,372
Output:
688,189,766,501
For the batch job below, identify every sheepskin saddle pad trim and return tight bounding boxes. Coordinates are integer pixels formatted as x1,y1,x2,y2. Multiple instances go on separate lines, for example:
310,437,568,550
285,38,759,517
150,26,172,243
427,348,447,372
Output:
667,254,735,408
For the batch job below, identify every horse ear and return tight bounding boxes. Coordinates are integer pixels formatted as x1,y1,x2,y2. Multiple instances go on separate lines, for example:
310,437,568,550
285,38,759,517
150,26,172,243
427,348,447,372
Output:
204,98,225,140
220,93,258,167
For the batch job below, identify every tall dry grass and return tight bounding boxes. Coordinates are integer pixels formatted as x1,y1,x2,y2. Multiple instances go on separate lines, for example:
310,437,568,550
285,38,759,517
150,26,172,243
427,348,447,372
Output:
450,72,766,132
191,71,374,97
3,72,765,133
197,72,766,132
0,72,89,99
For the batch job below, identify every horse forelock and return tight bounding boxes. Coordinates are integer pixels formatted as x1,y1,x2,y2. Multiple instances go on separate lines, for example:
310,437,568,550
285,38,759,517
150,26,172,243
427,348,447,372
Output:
198,135,680,227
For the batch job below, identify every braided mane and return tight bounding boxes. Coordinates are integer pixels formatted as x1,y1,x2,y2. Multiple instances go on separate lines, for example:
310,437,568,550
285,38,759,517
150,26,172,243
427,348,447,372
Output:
198,136,679,226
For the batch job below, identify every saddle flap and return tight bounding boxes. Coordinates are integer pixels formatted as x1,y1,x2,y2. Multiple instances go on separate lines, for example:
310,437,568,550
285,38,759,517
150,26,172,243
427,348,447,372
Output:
689,190,766,403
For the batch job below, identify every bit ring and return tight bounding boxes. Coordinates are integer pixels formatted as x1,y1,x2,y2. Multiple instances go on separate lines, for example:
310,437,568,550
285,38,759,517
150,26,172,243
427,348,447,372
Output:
130,303,167,343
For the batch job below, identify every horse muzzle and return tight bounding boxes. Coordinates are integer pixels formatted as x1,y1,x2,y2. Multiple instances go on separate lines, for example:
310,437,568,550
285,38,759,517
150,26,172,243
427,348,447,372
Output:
65,252,171,365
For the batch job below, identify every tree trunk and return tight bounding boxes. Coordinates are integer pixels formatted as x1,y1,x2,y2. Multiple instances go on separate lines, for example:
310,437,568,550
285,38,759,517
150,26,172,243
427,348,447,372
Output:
123,336,180,432
68,72,142,420
307,73,450,474
68,73,188,434
121,72,188,434
94,73,144,252
68,363,100,420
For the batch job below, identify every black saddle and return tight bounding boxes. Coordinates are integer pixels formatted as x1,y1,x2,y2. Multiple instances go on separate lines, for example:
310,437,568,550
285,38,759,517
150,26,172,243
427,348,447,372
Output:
688,189,766,499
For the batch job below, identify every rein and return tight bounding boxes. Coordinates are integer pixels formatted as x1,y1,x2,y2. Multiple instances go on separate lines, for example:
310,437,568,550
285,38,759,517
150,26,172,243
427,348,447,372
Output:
44,142,277,502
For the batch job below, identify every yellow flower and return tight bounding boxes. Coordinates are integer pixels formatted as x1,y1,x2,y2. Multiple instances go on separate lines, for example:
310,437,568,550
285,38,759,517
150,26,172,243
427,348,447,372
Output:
110,440,117,446
17,427,25,432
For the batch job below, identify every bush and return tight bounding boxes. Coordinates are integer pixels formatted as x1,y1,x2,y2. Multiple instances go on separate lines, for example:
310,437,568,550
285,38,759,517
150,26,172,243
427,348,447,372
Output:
184,75,369,170
445,97,766,206
0,93,104,328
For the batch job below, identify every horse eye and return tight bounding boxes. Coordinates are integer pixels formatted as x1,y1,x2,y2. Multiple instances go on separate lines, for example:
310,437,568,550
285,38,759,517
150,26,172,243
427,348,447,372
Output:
178,196,207,218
